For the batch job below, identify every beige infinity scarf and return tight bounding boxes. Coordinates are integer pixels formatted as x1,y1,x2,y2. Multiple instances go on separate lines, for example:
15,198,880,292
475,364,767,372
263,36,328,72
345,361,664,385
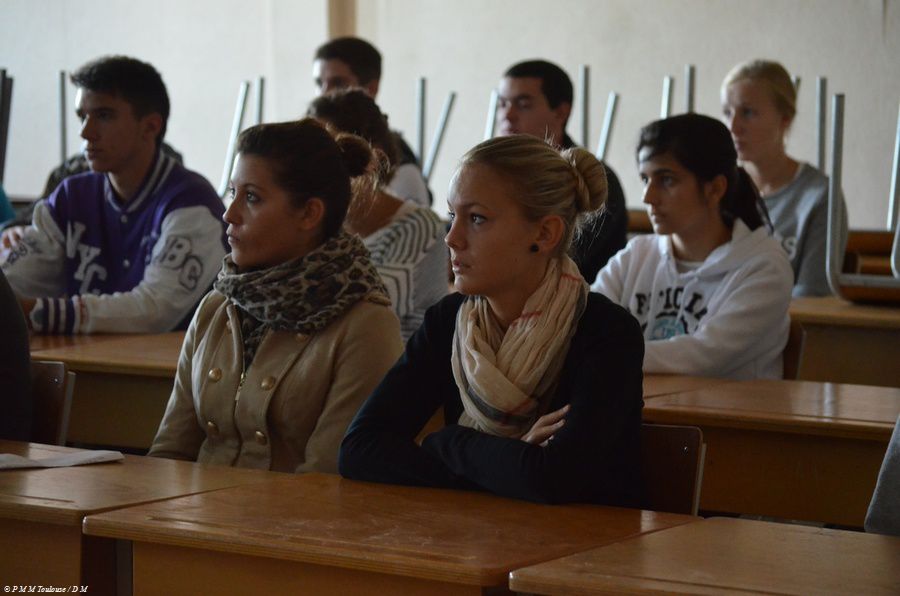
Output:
452,256,588,438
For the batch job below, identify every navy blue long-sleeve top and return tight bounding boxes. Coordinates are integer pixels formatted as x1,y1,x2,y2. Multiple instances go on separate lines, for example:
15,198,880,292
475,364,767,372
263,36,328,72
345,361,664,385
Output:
340,292,644,505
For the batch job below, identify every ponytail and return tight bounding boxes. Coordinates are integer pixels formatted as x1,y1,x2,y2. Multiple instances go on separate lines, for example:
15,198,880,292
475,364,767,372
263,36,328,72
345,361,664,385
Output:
720,167,767,231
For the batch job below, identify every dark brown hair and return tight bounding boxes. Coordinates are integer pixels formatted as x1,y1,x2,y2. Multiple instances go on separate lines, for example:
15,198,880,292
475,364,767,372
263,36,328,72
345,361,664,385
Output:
314,37,381,85
236,119,373,238
71,55,169,146
307,89,399,167
637,114,766,230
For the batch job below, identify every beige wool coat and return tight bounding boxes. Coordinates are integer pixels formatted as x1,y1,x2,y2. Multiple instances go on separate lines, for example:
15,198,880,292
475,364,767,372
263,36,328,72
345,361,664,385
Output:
149,290,403,473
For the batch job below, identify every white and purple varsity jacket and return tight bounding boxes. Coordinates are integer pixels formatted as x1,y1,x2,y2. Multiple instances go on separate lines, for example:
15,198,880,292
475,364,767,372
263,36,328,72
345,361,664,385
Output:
2,152,226,334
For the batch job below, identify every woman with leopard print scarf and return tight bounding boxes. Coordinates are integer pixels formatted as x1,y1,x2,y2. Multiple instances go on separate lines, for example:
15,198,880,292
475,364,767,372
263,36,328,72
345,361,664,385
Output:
149,119,403,473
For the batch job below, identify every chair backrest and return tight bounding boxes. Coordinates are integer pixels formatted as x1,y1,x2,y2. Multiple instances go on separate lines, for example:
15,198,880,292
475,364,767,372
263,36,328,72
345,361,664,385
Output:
30,360,75,445
641,423,704,515
783,318,806,380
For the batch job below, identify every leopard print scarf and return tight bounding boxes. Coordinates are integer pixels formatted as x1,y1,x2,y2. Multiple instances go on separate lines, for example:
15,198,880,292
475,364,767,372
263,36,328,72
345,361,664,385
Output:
214,231,391,368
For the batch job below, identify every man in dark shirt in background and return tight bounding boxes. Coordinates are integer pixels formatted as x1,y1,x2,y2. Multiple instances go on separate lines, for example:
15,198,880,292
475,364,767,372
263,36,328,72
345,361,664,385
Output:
496,59,628,282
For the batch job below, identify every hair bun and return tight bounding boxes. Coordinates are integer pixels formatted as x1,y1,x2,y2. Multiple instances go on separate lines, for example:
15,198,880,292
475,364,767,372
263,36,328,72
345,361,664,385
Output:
335,133,374,178
562,147,608,214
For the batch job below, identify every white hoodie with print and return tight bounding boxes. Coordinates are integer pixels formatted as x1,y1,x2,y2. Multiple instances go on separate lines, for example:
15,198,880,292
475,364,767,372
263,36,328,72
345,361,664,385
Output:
591,220,793,380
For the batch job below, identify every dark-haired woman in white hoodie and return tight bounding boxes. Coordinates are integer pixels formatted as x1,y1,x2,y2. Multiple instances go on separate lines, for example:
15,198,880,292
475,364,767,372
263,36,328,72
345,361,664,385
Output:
592,114,793,380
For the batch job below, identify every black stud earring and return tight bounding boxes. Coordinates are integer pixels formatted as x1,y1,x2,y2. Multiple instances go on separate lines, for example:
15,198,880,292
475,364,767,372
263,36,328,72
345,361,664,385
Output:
529,244,539,253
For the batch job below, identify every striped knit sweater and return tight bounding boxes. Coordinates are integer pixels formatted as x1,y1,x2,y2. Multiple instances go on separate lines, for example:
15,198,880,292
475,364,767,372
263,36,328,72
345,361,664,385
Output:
364,202,448,340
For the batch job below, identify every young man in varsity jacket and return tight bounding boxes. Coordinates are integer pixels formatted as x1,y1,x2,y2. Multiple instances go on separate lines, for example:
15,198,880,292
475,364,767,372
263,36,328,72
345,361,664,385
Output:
1,55,226,335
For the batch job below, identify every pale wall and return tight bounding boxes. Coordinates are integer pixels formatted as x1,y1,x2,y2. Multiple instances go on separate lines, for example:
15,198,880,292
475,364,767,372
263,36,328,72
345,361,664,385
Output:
2,0,898,229
0,0,327,198
358,0,900,229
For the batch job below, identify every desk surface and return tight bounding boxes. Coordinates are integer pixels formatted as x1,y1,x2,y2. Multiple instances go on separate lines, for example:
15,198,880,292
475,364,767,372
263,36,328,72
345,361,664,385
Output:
29,333,124,352
509,517,900,595
30,331,184,377
0,441,278,526
84,473,696,588
790,296,900,329
644,379,900,441
642,374,727,398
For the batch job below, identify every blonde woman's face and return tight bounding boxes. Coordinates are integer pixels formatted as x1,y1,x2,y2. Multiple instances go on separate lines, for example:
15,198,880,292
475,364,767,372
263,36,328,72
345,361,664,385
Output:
721,78,791,163
445,164,542,300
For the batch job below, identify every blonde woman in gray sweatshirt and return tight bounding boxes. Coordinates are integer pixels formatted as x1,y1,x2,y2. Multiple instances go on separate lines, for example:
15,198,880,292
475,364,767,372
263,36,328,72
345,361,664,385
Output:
722,59,846,297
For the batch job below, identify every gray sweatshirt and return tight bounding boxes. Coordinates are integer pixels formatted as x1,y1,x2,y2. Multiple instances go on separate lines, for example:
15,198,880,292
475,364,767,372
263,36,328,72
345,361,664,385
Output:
764,163,847,297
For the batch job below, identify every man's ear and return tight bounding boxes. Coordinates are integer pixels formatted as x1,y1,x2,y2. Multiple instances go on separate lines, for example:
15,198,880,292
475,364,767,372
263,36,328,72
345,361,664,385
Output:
553,101,572,129
363,78,380,99
141,113,163,144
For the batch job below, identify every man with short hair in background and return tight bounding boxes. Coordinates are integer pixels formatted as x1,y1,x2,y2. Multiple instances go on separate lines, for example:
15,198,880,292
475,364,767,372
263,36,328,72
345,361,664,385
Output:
313,36,431,206
497,59,628,282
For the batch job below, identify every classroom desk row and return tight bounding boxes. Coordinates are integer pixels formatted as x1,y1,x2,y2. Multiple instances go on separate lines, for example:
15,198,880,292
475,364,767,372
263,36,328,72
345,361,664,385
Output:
23,298,900,528
27,330,729,450
0,440,279,593
789,296,900,387
1,440,694,594
509,516,900,595
3,440,898,595
644,379,900,526
30,331,184,448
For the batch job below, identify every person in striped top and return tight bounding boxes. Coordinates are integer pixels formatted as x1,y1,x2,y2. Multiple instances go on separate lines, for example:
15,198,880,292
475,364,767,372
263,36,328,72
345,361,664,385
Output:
309,89,447,340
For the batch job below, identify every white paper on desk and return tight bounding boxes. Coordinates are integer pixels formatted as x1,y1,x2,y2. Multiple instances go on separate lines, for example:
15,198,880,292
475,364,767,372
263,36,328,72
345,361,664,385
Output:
0,450,124,470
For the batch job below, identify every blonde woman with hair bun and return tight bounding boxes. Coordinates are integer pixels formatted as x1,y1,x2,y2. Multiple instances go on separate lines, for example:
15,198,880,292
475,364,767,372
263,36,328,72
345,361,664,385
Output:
721,59,846,296
341,135,644,506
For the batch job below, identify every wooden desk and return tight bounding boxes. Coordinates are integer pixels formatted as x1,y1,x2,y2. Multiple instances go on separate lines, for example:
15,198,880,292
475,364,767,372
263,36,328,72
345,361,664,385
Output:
510,517,900,595
642,374,727,398
644,379,900,525
32,332,184,448
790,296,900,386
627,208,652,234
29,332,123,352
84,474,696,595
0,440,281,591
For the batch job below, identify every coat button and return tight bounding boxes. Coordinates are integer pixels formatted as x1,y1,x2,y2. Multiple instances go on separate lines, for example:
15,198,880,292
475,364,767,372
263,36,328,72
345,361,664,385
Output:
207,368,222,382
295,333,307,341
225,321,232,333
254,431,268,445
260,376,276,390
206,421,219,437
